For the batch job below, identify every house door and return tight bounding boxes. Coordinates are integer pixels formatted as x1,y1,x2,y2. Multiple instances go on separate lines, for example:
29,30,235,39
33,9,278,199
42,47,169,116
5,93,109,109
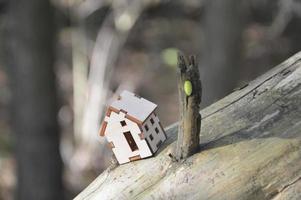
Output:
123,131,139,151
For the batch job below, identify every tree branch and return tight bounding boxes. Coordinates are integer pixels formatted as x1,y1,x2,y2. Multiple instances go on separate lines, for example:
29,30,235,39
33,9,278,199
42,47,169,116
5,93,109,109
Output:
175,53,202,160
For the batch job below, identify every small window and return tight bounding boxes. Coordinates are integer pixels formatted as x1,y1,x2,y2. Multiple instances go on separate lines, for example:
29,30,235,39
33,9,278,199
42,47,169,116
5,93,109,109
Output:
155,127,159,134
123,131,138,152
120,120,126,126
149,134,154,141
145,124,149,131
150,118,154,125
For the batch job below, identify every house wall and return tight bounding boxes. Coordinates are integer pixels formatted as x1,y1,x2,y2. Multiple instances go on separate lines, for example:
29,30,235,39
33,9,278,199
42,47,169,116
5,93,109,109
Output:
104,111,152,164
141,112,167,153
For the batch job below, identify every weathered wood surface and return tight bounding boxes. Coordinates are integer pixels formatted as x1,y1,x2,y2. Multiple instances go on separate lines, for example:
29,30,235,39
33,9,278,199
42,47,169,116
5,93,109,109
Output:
75,52,301,200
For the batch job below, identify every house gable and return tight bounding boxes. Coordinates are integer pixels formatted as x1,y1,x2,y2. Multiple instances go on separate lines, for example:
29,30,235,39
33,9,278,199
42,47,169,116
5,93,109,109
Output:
102,109,152,164
100,106,144,137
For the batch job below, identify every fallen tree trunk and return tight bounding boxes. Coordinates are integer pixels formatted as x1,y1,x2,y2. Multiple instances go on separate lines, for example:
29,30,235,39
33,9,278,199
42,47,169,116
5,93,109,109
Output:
75,52,301,200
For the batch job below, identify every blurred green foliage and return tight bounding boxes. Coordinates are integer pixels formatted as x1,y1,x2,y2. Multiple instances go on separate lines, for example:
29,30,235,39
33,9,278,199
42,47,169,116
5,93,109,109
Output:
161,48,178,68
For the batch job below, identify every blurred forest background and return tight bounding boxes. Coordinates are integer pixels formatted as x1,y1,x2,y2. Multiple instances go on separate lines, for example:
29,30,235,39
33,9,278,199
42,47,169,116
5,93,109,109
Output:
0,0,300,199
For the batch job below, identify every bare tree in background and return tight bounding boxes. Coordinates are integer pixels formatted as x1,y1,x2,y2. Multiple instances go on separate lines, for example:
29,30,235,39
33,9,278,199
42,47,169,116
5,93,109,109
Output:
5,0,63,199
201,0,244,106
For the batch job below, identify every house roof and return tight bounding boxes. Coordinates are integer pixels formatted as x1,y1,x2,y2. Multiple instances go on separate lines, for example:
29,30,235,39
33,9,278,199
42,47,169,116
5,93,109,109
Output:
110,90,157,123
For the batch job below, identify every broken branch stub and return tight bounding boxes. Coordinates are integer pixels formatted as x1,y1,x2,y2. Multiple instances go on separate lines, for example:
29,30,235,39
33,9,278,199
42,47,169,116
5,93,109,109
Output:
175,53,202,160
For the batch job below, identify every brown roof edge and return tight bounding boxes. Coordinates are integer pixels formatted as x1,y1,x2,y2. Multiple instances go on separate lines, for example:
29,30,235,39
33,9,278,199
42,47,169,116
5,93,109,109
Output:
125,114,142,125
100,106,138,136
108,106,120,114
99,106,118,136
114,106,142,124
99,121,108,136
101,105,152,136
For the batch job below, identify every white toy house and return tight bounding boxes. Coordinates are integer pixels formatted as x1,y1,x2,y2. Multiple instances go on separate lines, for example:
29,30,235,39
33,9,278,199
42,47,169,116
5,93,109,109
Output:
99,90,167,164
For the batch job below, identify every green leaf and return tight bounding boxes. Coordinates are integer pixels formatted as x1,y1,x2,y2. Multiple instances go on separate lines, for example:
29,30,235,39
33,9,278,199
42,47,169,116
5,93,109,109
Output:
184,80,192,96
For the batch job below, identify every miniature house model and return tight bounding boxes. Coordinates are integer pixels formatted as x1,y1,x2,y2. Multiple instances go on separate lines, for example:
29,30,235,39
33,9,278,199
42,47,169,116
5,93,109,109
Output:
99,90,167,164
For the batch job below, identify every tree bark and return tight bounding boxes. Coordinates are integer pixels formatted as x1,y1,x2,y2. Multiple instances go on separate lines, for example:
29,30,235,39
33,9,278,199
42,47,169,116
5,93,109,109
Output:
175,53,202,160
200,0,244,107
5,0,63,200
75,52,301,200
